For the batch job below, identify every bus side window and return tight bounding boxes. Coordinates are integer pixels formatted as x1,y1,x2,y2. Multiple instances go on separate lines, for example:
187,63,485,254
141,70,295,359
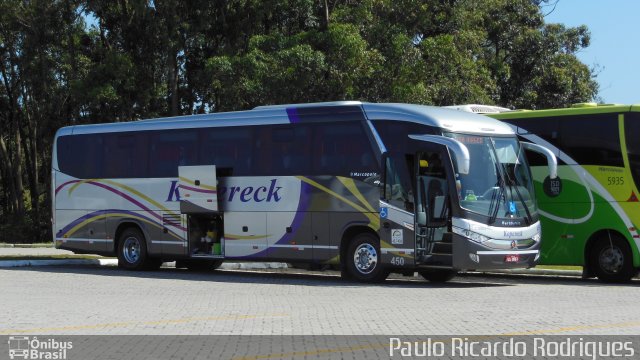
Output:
313,122,376,176
103,133,148,178
270,126,310,175
58,134,105,179
200,127,253,176
626,114,640,188
505,118,558,166
149,130,197,177
384,155,409,207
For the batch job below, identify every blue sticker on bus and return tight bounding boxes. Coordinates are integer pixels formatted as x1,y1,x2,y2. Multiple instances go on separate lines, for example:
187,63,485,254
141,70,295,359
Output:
380,207,388,219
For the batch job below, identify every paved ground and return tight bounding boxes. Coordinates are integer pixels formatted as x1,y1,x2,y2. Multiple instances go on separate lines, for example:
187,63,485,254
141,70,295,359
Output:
1,265,639,336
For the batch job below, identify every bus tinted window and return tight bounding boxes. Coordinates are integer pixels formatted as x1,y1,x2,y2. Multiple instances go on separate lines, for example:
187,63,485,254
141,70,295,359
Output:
372,120,435,207
506,114,623,167
501,117,559,166
57,134,104,178
626,113,640,189
269,126,310,175
557,114,623,167
200,126,253,176
314,122,377,176
103,132,148,178
149,130,198,177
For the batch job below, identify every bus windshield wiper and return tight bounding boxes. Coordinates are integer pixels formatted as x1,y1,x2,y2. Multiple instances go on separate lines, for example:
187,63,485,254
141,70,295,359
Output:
487,174,503,225
489,139,532,225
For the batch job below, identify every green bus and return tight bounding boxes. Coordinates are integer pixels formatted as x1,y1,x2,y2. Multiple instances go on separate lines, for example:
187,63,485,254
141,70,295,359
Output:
451,104,639,282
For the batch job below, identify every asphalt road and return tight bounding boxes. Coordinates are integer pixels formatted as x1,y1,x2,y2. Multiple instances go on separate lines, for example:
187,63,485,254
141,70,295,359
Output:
1,265,639,336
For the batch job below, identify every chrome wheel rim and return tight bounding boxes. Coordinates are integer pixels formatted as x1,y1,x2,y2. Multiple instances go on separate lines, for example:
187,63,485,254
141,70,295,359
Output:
123,236,141,264
353,243,378,275
599,246,624,274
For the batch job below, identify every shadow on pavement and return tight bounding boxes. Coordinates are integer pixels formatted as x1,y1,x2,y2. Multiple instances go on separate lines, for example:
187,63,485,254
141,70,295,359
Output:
2,264,513,289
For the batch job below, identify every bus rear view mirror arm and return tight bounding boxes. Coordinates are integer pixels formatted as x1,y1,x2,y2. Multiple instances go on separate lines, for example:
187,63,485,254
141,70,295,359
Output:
521,142,558,179
408,134,470,175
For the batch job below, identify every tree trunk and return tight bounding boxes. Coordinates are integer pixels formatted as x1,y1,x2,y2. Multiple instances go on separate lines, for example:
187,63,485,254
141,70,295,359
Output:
168,47,179,116
0,137,20,215
13,126,26,216
20,119,39,217
321,0,330,31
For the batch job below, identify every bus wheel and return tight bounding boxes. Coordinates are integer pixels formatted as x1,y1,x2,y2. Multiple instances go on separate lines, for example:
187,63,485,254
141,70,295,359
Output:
180,259,223,271
589,234,635,283
346,233,388,282
419,269,457,283
117,227,149,271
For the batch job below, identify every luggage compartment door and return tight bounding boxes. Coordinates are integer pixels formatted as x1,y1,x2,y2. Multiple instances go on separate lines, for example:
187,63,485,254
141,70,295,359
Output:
178,165,218,213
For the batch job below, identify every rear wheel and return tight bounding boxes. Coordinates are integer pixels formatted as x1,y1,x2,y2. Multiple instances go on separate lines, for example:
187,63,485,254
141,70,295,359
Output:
345,233,388,282
589,234,635,283
117,227,150,271
419,269,457,283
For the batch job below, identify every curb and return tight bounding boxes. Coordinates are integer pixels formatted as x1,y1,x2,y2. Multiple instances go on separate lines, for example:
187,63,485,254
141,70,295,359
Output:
0,243,54,248
219,262,288,270
470,268,582,277
0,258,288,270
0,258,118,267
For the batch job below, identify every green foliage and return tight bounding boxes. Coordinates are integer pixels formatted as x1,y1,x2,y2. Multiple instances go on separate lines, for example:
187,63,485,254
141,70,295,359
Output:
0,0,600,242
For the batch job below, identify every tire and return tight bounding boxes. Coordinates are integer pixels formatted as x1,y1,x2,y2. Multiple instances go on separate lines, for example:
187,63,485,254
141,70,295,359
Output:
419,269,457,283
179,259,223,271
117,227,150,270
345,233,388,282
589,234,635,283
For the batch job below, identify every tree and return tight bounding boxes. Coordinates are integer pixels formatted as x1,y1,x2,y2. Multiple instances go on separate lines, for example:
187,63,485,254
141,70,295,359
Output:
0,0,600,242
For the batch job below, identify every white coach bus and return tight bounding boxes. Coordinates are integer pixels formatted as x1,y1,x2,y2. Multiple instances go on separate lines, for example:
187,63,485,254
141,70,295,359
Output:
52,102,556,282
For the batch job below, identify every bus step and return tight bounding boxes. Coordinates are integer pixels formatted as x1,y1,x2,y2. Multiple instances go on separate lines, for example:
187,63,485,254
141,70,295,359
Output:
418,264,454,270
421,253,452,266
432,242,452,254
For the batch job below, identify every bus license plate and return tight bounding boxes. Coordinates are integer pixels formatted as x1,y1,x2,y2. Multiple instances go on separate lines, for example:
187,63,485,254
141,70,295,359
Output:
504,254,519,263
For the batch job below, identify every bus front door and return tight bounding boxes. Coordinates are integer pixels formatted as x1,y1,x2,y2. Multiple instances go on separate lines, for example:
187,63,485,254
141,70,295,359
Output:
415,150,452,266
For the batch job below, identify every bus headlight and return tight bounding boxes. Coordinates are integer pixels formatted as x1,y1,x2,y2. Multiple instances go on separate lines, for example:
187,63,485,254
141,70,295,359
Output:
532,232,541,242
453,227,490,244
466,230,490,244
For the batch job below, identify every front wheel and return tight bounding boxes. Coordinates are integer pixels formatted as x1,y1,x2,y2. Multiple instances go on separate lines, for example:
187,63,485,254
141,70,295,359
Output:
419,269,457,283
589,234,635,283
345,233,388,282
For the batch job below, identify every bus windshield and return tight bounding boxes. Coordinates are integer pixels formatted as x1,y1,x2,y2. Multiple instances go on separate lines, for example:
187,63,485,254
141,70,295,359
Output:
445,133,537,222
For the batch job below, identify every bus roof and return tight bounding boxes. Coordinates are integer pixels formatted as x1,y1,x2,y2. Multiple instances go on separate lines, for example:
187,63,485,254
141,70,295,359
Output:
55,102,515,137
490,103,640,120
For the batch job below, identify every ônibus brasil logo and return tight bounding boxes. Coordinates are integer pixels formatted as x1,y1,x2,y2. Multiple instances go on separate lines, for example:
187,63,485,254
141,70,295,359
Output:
8,336,72,360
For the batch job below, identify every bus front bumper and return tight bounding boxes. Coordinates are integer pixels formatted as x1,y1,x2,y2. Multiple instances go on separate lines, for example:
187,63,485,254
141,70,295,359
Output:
452,233,540,271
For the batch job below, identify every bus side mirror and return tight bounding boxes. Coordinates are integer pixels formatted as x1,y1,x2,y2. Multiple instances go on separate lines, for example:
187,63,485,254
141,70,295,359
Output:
521,142,558,179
